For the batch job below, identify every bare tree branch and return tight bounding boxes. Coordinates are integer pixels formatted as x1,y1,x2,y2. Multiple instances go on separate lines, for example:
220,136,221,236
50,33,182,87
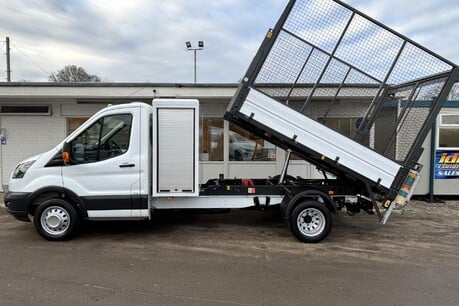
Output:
49,65,102,82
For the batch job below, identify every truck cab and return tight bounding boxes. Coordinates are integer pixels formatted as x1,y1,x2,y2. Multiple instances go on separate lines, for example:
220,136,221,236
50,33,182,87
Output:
4,102,152,238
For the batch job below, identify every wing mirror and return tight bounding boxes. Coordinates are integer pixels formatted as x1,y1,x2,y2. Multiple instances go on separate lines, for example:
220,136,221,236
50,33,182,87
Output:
62,142,72,165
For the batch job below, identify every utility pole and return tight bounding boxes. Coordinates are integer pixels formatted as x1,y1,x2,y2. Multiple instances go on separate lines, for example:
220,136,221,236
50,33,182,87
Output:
6,37,11,82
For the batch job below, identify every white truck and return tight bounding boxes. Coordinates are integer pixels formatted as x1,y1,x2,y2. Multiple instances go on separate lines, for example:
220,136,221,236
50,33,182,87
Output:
3,0,458,242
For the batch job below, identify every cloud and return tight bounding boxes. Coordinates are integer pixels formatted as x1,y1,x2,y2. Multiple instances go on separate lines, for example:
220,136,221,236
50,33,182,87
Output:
0,0,288,82
347,0,459,64
0,0,457,82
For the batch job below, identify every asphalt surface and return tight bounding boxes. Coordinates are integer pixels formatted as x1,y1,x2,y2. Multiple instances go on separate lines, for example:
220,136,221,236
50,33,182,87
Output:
0,196,458,306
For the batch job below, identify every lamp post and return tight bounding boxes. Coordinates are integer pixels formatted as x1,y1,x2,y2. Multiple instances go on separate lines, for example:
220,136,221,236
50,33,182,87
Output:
186,41,204,83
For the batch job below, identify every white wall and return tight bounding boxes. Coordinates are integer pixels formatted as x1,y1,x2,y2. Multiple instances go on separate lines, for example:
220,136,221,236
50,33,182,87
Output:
414,108,459,196
0,107,66,190
2,98,425,195
432,109,459,195
0,102,107,191
0,96,379,191
413,133,430,196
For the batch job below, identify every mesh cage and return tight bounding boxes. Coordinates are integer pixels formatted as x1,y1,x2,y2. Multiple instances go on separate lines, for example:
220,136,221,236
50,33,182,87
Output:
244,0,457,166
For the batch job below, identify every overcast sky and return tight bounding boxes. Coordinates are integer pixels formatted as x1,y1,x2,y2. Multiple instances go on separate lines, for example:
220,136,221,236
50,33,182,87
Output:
1,0,458,83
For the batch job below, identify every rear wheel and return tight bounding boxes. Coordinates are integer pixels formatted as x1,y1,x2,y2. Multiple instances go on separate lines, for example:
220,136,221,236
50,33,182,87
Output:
33,199,79,241
289,201,331,243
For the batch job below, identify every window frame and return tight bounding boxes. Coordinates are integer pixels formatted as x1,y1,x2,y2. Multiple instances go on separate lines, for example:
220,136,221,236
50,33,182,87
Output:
437,113,459,150
228,122,277,162
199,116,224,162
69,113,133,164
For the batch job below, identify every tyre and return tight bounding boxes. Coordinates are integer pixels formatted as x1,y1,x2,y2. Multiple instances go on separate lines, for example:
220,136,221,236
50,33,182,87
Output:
33,198,79,241
289,201,332,243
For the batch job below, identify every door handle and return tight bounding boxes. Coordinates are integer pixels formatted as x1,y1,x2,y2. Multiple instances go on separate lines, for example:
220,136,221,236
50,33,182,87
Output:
119,163,135,168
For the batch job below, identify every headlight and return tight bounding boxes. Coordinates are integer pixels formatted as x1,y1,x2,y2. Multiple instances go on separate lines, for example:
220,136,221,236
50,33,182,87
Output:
12,161,35,179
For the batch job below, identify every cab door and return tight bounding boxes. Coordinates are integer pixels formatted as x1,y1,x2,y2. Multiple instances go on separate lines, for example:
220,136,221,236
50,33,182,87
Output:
62,106,142,219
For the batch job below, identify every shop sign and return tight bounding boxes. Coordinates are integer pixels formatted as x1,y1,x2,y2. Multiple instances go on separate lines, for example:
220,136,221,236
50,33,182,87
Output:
435,150,459,179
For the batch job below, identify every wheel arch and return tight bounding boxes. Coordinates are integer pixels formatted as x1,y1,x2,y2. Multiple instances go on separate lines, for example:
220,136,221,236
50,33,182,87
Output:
282,190,336,220
26,186,88,218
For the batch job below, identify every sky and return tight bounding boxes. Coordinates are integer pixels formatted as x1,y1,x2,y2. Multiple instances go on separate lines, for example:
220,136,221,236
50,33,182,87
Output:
0,0,458,83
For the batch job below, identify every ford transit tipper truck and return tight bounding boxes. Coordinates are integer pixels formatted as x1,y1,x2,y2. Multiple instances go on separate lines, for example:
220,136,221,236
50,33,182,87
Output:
3,0,458,242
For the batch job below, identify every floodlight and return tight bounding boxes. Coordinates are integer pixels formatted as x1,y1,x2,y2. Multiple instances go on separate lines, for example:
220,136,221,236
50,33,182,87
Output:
185,41,205,83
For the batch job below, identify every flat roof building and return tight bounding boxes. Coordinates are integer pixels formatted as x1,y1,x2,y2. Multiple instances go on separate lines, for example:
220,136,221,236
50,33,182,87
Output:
0,82,458,198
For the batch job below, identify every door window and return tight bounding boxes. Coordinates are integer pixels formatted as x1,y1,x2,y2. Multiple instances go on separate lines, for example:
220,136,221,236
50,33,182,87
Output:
71,114,132,163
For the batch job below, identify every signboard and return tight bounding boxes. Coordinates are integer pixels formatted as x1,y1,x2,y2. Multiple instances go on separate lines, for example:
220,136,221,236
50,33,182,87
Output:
435,150,459,179
0,137,6,145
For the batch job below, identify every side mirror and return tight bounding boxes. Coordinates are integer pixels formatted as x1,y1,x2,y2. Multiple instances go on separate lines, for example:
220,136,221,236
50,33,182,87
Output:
62,142,72,165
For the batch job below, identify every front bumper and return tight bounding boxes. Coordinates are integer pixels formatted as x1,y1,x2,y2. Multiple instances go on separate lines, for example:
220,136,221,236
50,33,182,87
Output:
3,191,31,222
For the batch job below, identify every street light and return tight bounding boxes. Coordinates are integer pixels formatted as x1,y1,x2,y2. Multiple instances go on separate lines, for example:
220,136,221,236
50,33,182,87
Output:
186,41,204,83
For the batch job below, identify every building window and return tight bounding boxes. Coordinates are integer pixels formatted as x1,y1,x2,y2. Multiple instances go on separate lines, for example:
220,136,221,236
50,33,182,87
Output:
438,114,459,148
67,118,88,135
290,117,364,160
200,117,223,161
0,105,51,115
320,117,361,139
229,123,276,161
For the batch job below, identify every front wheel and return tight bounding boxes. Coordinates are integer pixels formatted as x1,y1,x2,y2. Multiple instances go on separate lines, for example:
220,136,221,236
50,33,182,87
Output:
33,199,79,241
289,201,332,243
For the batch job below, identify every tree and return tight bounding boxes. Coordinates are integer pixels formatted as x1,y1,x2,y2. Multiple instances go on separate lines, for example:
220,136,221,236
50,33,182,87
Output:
49,65,101,82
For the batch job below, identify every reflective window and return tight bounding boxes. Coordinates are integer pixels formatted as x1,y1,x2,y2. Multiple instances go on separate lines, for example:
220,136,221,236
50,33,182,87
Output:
320,117,360,139
200,118,223,161
67,118,88,135
439,129,459,148
71,114,132,163
438,114,459,148
291,117,365,160
229,123,276,161
441,114,459,125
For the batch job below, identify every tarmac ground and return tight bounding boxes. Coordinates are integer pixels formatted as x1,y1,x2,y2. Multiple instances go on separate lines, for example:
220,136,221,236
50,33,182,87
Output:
0,195,458,305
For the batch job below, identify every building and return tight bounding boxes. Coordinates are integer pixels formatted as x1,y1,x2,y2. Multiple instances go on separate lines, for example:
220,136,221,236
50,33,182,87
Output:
0,82,458,197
